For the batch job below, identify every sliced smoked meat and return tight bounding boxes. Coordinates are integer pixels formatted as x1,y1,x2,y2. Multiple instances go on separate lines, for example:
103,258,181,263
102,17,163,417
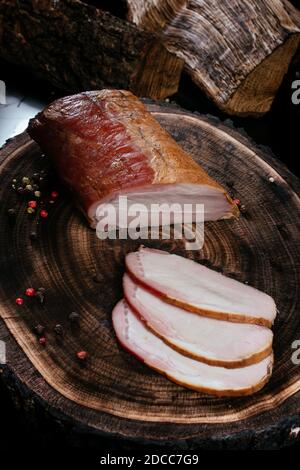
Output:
112,299,274,396
123,274,273,368
27,90,238,228
126,247,277,327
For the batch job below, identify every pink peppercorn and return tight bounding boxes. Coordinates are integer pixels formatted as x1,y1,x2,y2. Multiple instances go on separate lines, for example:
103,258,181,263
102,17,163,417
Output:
25,287,36,297
15,297,24,305
77,351,88,361
28,200,37,209
40,209,48,218
233,198,241,206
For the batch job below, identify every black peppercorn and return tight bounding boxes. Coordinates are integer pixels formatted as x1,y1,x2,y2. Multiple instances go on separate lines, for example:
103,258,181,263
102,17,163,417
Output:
36,290,45,304
7,208,16,218
69,312,80,323
34,324,45,336
54,324,63,335
32,173,40,182
30,231,38,241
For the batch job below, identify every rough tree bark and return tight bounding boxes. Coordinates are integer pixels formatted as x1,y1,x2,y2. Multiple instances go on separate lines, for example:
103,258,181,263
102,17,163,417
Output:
127,0,300,115
0,0,183,99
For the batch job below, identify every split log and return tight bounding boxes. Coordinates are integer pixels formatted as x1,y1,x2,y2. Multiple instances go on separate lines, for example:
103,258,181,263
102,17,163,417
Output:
0,0,183,99
1,102,300,449
127,0,300,115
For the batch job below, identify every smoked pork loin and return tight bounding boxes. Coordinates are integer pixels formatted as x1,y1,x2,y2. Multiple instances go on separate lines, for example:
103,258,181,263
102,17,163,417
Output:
116,249,276,394
126,247,277,327
123,273,273,368
112,299,274,397
27,90,238,228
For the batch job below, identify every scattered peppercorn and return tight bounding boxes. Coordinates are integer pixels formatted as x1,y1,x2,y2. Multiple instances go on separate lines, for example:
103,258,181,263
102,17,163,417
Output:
17,186,25,195
22,177,30,185
34,191,41,198
51,191,59,199
269,177,275,183
233,198,241,206
7,208,16,218
15,297,24,305
54,324,64,336
25,287,36,297
27,207,35,215
69,312,80,323
40,209,48,218
28,200,37,209
36,291,45,304
34,324,45,336
25,184,33,191
12,178,17,184
240,204,247,214
76,350,88,361
30,231,38,241
39,336,46,346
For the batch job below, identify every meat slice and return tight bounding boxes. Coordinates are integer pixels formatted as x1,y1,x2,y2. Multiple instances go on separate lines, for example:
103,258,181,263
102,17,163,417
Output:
27,90,238,228
112,299,273,396
123,274,273,368
126,247,277,327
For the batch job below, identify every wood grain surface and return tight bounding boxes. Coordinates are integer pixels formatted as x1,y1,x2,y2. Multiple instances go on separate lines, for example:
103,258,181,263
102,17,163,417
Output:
127,0,300,115
1,102,300,446
0,0,183,100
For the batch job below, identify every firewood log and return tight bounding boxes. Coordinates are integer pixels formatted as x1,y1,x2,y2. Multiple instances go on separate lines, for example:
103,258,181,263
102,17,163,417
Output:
127,0,300,115
0,0,183,100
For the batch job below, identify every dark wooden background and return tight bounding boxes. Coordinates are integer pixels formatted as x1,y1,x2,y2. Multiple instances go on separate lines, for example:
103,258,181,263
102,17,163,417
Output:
0,41,299,459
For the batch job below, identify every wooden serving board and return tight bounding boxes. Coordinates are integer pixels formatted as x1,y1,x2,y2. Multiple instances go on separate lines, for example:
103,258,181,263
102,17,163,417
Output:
1,102,300,449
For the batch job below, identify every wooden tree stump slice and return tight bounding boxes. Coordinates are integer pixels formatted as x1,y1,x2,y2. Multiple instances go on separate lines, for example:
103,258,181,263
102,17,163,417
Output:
1,102,300,449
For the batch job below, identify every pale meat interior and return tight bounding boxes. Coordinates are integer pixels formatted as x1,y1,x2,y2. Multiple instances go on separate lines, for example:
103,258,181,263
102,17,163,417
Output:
91,183,234,228
123,274,273,365
112,300,273,395
126,248,277,325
